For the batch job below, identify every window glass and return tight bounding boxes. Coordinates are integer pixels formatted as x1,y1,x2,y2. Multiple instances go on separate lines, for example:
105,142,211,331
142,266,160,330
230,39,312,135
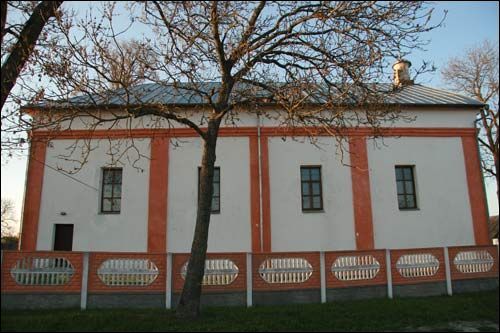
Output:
101,168,122,213
198,167,220,213
300,166,323,211
395,166,417,210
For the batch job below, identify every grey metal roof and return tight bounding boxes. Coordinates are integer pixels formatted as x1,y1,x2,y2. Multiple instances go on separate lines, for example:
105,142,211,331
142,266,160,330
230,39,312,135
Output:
385,84,483,106
30,82,484,109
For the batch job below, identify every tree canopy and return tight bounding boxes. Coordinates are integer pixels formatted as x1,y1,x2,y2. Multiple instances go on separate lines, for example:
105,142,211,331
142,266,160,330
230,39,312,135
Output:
1,1,444,319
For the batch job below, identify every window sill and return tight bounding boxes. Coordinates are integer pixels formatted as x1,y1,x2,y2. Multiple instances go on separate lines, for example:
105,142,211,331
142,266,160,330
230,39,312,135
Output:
302,209,325,213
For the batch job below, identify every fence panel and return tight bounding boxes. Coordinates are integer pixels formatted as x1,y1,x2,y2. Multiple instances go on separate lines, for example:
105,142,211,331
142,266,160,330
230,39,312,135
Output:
390,248,446,285
325,250,387,288
172,253,246,293
88,252,166,293
252,252,320,291
1,251,83,293
448,245,499,281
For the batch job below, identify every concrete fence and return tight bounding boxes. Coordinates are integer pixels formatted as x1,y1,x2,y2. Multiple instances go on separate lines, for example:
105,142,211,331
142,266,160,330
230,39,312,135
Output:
1,245,498,309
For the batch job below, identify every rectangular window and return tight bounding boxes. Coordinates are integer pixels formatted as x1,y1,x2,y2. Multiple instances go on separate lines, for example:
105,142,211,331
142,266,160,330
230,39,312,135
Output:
300,166,323,211
198,167,220,213
101,168,122,213
395,166,417,210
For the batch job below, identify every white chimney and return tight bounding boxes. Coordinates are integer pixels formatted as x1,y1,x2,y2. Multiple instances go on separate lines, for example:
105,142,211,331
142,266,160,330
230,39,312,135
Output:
392,59,413,87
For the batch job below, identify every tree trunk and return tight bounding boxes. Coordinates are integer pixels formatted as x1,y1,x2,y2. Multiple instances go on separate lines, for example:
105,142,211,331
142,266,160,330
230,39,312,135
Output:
1,1,63,110
496,157,499,200
175,119,220,319
479,107,500,201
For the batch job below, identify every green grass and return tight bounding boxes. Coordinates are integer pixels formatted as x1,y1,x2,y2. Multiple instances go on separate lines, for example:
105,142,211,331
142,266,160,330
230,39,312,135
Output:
2,291,498,332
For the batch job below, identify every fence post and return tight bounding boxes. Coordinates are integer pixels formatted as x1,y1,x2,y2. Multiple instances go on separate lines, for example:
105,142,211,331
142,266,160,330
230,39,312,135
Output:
80,252,89,310
386,249,393,299
246,253,253,307
443,247,453,296
166,253,172,309
320,251,326,303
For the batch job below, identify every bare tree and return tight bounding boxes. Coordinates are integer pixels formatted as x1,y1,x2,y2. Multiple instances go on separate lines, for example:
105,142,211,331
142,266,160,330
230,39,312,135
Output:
442,40,499,197
107,40,159,90
12,1,443,318
1,1,64,109
1,1,66,159
1,198,16,237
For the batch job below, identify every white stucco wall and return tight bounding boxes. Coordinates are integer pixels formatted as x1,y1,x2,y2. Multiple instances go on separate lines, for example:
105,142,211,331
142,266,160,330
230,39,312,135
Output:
268,137,356,251
376,109,476,128
167,137,251,252
367,137,475,249
260,109,476,129
32,107,478,253
37,138,151,252
36,108,476,132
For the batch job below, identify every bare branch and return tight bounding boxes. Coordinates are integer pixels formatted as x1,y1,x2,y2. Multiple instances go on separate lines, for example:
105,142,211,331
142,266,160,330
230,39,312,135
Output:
442,40,499,193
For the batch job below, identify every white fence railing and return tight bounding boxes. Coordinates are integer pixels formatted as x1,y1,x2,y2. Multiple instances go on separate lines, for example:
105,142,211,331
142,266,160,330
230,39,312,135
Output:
454,250,494,274
11,257,75,285
180,259,239,286
331,255,380,281
258,257,313,284
97,258,159,286
396,253,440,278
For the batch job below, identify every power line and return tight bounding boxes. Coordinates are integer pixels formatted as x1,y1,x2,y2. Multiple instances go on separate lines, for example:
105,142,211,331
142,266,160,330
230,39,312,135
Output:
32,157,100,192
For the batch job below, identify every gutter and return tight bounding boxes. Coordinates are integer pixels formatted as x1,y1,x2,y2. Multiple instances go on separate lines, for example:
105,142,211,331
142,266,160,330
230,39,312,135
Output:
257,112,264,252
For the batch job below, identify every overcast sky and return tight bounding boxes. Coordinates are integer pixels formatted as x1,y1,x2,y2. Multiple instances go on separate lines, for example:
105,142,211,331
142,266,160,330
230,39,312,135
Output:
1,1,499,235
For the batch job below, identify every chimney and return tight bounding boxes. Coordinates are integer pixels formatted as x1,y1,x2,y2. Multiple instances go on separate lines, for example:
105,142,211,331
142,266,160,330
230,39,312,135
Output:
392,59,413,87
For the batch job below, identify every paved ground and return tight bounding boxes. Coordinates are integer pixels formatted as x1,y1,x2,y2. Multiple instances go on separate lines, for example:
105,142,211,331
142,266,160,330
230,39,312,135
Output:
404,320,499,332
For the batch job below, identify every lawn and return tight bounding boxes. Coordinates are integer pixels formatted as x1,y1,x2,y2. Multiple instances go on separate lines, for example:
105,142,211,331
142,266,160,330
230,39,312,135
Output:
1,291,498,332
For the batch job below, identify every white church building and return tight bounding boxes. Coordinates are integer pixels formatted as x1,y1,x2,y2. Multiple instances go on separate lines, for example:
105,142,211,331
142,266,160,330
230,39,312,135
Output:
19,61,491,254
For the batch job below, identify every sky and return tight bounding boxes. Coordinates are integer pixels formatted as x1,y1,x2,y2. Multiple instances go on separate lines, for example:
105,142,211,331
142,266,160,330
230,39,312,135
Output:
1,1,499,235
